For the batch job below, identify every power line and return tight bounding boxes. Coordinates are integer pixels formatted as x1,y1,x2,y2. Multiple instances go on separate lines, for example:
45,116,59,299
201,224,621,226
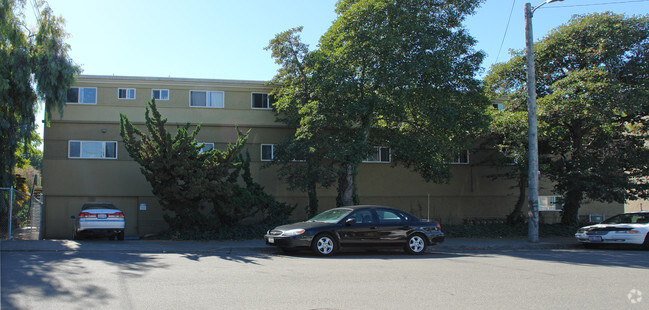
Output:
542,0,649,9
495,0,517,64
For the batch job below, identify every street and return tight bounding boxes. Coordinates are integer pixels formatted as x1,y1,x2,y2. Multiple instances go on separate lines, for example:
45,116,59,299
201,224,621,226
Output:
2,246,648,309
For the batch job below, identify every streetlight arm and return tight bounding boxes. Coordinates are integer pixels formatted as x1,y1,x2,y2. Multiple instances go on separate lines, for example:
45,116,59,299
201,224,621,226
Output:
531,0,563,15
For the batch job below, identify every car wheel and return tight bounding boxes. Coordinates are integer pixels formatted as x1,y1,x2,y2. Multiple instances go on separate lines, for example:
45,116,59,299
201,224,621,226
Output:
642,234,649,250
116,231,125,241
405,234,427,255
73,230,80,240
583,243,599,249
312,233,337,256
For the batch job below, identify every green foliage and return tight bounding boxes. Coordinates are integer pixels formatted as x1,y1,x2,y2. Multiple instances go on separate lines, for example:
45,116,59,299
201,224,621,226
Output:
484,12,649,224
1,0,79,215
120,99,294,236
268,0,489,209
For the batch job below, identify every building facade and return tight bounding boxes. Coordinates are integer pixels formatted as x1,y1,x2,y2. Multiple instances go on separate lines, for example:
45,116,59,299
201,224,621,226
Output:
41,75,623,238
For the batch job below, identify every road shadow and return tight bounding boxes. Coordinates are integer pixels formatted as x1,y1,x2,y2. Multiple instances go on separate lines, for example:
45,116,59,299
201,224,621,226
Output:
441,247,649,269
263,247,471,260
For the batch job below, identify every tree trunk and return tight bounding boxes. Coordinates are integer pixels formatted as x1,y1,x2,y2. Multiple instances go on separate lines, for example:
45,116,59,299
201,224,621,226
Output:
561,189,582,225
507,173,527,225
306,181,318,218
338,163,355,207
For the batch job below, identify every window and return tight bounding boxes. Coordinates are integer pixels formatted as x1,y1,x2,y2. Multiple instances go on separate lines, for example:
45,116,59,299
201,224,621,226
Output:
364,147,390,163
252,93,274,109
492,103,505,110
349,209,376,224
67,87,97,104
261,144,275,161
118,88,136,99
68,141,117,159
190,91,224,108
449,150,469,164
377,209,404,224
152,89,169,100
198,142,214,154
539,196,563,211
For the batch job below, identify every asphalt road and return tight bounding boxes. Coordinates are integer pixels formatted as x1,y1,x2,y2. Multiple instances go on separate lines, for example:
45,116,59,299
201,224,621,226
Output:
2,247,648,309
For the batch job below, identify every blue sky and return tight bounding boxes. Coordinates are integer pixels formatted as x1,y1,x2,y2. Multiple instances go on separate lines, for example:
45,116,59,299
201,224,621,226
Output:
30,0,649,138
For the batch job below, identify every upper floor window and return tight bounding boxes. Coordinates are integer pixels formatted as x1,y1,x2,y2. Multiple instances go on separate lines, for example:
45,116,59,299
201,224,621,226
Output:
190,90,224,108
67,87,97,104
198,142,214,154
152,89,169,100
118,88,136,100
68,141,117,159
252,93,274,109
449,150,469,164
364,147,390,163
261,144,275,161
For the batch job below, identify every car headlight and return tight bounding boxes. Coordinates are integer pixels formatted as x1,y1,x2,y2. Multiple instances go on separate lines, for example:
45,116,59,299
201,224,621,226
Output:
282,229,306,237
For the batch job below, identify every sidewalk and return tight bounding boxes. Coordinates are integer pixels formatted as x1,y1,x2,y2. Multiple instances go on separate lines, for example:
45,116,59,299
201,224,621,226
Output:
1,237,580,253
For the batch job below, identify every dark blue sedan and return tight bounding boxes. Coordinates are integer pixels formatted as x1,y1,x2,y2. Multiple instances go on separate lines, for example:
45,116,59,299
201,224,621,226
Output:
264,205,444,256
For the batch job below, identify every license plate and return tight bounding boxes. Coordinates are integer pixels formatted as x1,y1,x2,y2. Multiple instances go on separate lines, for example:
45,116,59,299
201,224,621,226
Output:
588,236,602,242
268,237,274,244
98,214,108,219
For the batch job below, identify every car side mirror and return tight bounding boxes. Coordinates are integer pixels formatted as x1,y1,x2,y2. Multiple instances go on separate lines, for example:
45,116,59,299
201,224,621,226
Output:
345,218,356,226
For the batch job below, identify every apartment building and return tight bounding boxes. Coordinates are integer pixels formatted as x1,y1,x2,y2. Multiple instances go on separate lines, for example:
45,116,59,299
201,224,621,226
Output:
41,75,622,238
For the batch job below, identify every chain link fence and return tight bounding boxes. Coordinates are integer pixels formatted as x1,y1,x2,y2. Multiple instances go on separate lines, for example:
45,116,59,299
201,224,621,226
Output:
1,187,42,240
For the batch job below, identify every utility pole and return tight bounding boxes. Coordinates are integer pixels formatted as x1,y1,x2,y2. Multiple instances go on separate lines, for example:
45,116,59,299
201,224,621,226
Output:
525,0,563,243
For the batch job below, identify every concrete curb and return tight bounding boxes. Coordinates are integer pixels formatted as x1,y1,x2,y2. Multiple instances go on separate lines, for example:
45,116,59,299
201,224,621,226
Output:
1,237,581,253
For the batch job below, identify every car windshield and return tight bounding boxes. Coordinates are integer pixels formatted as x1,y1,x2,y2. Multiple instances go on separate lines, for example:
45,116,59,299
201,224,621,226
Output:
308,208,353,223
82,204,117,210
601,213,649,224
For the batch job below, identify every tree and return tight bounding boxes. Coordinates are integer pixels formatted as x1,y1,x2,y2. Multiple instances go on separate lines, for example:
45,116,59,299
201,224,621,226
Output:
120,99,248,230
268,0,489,208
1,0,79,214
484,12,649,224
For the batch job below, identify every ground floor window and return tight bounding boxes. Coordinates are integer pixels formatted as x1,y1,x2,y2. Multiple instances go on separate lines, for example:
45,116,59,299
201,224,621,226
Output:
261,144,275,161
68,141,117,159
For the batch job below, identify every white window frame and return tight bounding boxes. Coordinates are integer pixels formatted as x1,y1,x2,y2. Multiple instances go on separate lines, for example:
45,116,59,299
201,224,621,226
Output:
68,140,118,159
363,146,391,163
251,92,272,110
190,90,224,108
67,87,97,104
261,144,275,161
198,142,214,154
539,195,563,211
449,150,470,165
152,89,169,100
118,88,136,100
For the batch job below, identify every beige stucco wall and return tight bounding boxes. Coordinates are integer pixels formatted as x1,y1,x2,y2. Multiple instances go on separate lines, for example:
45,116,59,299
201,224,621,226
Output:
41,75,624,238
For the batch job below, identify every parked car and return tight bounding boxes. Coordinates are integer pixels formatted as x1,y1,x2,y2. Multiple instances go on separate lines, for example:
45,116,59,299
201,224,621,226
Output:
264,205,444,256
73,202,125,240
575,211,649,249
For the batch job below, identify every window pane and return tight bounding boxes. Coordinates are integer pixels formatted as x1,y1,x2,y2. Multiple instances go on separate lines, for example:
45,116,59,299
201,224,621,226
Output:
67,88,79,103
199,143,214,154
81,142,104,158
69,141,81,157
153,90,160,99
105,142,117,158
118,89,127,98
261,145,273,161
128,89,135,99
208,91,224,108
366,147,379,162
80,88,96,104
191,91,207,106
380,147,390,162
160,89,169,100
253,93,267,108
378,210,403,223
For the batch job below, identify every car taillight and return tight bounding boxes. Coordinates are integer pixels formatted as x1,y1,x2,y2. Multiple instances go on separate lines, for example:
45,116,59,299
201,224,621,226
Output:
108,212,124,218
79,212,96,218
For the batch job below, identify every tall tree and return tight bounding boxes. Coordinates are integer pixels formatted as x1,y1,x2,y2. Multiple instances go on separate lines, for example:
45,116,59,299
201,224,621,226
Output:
269,0,489,207
120,99,248,230
1,0,79,211
484,12,649,224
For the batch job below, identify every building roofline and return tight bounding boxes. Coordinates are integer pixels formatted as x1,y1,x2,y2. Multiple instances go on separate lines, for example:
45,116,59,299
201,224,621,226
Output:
77,74,271,86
